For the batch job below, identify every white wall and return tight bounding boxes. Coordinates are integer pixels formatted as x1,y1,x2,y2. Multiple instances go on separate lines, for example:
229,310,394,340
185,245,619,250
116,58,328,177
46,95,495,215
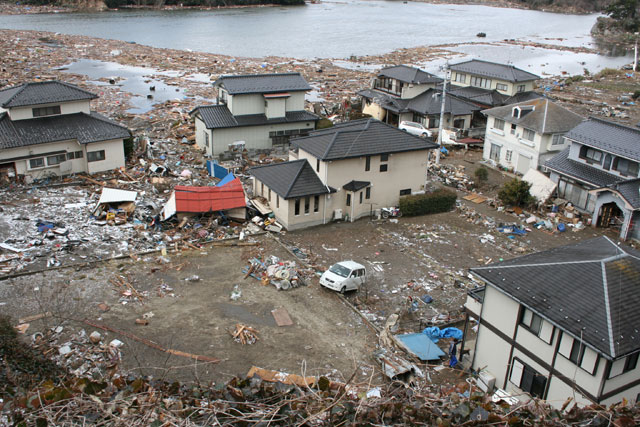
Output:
483,116,547,173
86,139,126,174
228,93,264,115
211,121,316,155
266,97,286,119
286,92,305,111
8,100,91,120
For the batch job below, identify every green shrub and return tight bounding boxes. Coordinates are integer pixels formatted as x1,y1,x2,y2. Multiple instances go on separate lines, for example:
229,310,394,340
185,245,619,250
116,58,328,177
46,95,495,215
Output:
474,167,488,184
498,179,534,207
399,189,457,216
316,118,334,129
597,68,622,78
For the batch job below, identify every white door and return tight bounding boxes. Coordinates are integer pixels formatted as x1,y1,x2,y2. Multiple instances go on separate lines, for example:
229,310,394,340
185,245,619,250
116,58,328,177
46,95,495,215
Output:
516,154,531,174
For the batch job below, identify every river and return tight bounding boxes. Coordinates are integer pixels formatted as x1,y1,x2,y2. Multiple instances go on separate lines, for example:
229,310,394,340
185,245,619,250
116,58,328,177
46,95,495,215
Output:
0,1,610,59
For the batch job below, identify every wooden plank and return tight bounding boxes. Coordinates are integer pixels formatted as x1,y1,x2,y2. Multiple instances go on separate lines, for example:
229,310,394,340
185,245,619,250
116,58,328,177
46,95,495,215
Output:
471,196,487,204
462,194,477,201
271,307,294,327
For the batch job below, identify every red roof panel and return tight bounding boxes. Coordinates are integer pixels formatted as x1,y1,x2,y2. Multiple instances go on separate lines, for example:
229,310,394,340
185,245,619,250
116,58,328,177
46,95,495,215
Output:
174,179,246,213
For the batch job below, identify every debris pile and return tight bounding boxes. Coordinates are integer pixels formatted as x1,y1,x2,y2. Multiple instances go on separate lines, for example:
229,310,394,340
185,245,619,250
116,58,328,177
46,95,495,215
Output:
243,255,309,291
230,324,259,345
428,163,475,190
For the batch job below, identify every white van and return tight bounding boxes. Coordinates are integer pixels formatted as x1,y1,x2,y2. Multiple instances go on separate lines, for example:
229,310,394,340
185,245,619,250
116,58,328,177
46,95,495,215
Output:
320,261,366,293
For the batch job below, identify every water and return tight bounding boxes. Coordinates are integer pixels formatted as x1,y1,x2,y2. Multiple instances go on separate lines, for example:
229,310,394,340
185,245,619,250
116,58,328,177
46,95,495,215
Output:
0,1,611,59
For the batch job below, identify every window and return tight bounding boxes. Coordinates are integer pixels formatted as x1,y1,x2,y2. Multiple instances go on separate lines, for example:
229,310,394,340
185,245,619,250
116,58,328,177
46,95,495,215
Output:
429,116,440,128
380,164,388,172
505,150,513,162
523,128,535,141
365,156,371,171
359,191,363,204
314,195,319,212
316,158,320,172
624,352,639,373
551,134,565,146
517,85,526,93
496,83,508,91
399,188,411,196
510,359,547,398
493,118,505,131
470,76,492,89
520,308,542,335
455,73,466,84
365,187,370,199
489,143,501,162
346,194,351,206
380,154,389,162
67,151,83,160
261,183,264,195
29,158,44,169
268,189,271,202
613,157,639,177
603,154,612,170
32,105,61,117
295,199,300,215
579,146,603,164
276,196,280,209
569,339,586,365
87,150,105,162
510,123,517,135
304,197,310,214
204,132,209,147
47,154,67,166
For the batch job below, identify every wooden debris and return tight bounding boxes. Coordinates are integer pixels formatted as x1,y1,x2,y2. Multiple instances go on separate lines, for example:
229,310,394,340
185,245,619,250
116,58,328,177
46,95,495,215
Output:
230,323,259,345
271,307,294,327
19,311,52,324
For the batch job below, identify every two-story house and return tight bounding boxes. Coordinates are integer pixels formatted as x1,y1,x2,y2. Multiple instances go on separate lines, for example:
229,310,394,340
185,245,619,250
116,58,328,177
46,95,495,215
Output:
359,65,443,126
545,118,640,240
482,98,582,175
0,81,131,180
190,73,319,157
449,59,540,97
248,118,438,230
464,237,640,408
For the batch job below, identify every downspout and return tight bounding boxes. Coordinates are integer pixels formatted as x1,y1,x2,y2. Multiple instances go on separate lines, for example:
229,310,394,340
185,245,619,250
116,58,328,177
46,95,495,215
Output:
350,192,354,222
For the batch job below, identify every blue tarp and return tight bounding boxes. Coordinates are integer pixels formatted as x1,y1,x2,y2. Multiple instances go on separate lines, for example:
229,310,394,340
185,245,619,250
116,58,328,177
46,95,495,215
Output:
216,172,235,187
206,160,229,179
422,326,463,343
396,333,446,361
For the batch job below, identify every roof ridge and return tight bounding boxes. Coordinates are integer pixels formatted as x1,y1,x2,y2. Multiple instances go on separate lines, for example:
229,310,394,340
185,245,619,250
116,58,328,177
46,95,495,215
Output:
284,159,308,198
322,131,341,159
343,119,371,158
219,72,301,79
473,259,604,270
601,259,616,358
1,83,27,107
87,111,130,132
588,116,640,134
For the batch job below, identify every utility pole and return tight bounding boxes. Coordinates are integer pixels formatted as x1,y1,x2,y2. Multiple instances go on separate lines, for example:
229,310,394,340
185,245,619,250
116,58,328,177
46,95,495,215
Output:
435,64,449,164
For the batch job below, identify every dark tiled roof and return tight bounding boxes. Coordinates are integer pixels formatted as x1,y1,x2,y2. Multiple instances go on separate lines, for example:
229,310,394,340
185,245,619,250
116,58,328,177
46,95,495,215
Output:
503,91,545,105
483,98,583,134
449,59,540,82
545,148,623,188
445,85,508,107
565,117,640,161
291,118,438,160
357,88,409,113
192,105,318,129
214,73,311,95
407,89,481,116
598,178,640,209
0,112,130,150
249,159,329,200
0,81,97,108
471,236,640,360
378,65,443,85
343,180,370,192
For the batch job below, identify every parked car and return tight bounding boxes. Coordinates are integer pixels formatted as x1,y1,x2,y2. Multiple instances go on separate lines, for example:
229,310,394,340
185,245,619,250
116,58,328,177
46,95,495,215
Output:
319,261,366,293
399,121,432,138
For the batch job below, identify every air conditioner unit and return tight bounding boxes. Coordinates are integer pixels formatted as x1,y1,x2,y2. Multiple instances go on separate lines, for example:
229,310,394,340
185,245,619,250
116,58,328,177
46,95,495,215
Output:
477,369,496,393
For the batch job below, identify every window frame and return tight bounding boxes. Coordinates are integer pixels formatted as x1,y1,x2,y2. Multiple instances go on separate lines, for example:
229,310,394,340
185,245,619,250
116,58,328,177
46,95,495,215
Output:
314,195,319,212
294,198,300,216
493,118,505,131
29,157,45,169
346,193,351,206
551,134,565,146
399,188,411,196
380,154,389,162
624,352,639,373
87,150,106,163
365,156,371,172
365,187,371,199
47,154,67,166
522,128,535,142
496,83,508,91
304,196,310,214
32,105,61,117
510,358,547,398
380,164,388,172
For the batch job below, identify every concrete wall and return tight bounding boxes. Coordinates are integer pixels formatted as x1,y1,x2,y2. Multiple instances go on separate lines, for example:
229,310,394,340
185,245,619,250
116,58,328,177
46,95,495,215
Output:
0,138,124,178
210,121,315,155
9,100,91,120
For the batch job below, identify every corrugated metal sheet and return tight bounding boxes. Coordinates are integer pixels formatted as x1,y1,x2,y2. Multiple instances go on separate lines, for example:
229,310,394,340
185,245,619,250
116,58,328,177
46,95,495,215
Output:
173,179,246,213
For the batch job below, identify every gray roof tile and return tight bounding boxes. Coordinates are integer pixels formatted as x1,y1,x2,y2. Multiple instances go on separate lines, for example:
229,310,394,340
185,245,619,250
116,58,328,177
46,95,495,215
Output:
378,65,443,84
565,117,640,161
449,59,539,82
598,178,640,209
407,89,481,116
471,236,640,359
193,105,318,129
0,81,97,108
249,159,329,200
445,85,508,107
0,112,130,149
483,98,583,134
291,118,438,160
214,73,311,95
545,148,623,187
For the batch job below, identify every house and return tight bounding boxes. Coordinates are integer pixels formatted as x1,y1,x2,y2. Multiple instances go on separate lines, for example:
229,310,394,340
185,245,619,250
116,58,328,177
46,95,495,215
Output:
0,81,131,181
248,118,438,230
482,98,582,174
161,179,247,221
464,237,640,408
359,65,443,124
545,118,640,240
190,73,319,157
449,59,540,97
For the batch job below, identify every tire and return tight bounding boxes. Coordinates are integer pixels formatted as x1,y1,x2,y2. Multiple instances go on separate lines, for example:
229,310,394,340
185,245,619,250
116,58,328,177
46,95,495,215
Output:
396,211,403,218
421,132,428,138
340,286,346,294
382,210,390,219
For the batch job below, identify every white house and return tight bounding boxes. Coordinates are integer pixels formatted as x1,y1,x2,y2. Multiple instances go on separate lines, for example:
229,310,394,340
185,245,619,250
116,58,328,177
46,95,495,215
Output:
545,117,640,240
248,118,438,230
0,81,131,181
190,73,319,157
465,236,640,408
449,59,540,97
482,98,582,174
